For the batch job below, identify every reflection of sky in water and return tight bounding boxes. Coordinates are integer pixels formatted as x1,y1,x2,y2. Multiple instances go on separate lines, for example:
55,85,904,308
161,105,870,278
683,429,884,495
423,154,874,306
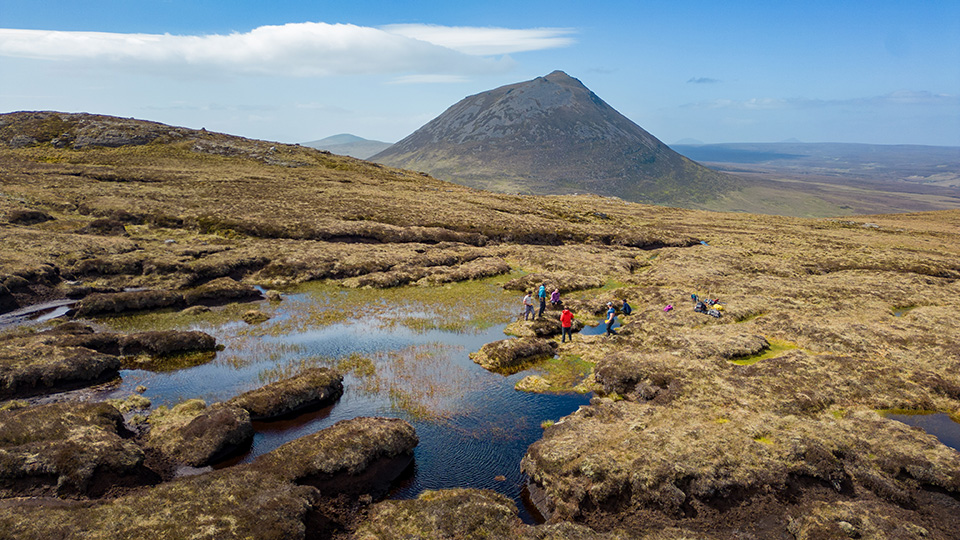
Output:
102,279,590,523
579,320,620,335
886,413,960,451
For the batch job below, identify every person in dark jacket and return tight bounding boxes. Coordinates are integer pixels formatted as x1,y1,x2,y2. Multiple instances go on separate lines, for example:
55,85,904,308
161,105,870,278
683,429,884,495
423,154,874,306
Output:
604,302,617,336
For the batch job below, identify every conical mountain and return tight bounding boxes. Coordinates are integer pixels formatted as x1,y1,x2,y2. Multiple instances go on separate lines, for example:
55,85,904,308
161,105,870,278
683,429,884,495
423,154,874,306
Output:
372,71,738,205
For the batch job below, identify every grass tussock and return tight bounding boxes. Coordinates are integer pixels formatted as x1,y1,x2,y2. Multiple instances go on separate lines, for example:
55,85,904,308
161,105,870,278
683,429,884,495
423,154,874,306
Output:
2,113,960,538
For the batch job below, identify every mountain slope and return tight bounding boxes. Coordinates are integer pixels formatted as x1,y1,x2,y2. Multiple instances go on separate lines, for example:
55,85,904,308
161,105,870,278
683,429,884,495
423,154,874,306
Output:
372,71,738,205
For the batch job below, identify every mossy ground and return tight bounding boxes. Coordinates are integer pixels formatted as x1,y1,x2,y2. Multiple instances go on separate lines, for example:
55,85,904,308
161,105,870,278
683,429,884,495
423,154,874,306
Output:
2,114,960,539
516,354,595,393
728,338,797,365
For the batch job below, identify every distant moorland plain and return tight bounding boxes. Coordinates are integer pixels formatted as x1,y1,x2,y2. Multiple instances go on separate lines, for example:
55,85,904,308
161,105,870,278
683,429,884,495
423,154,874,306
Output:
674,142,960,217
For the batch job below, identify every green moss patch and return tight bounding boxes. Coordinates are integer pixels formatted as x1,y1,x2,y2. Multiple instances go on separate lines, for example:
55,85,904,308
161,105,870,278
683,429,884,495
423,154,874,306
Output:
517,354,595,393
729,338,798,366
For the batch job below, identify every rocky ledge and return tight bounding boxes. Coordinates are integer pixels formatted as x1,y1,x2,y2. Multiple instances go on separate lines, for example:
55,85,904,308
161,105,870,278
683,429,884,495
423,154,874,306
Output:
253,416,418,499
505,316,585,338
0,402,157,498
522,400,960,538
0,335,120,400
228,367,344,420
356,488,647,540
470,337,558,373
0,416,418,539
0,325,218,399
144,399,253,468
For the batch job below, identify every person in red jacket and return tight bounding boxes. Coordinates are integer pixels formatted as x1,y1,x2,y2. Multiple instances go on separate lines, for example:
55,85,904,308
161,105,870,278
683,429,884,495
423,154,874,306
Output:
560,307,574,342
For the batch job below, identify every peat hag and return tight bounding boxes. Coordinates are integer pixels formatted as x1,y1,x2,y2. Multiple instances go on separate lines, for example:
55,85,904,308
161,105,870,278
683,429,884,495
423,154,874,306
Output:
1,112,960,539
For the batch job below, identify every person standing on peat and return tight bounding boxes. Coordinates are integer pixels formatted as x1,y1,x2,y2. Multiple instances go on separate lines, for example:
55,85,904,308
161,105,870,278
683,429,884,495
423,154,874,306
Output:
522,292,535,321
560,306,574,342
537,283,547,319
604,301,617,336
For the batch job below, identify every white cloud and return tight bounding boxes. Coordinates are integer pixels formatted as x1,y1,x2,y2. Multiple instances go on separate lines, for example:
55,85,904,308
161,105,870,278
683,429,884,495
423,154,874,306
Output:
387,74,470,85
685,91,960,111
380,24,576,55
0,22,573,79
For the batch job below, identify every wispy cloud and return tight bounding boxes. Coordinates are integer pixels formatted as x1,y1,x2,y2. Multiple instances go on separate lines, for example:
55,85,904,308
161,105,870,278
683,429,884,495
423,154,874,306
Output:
684,91,960,110
0,22,574,78
687,77,720,84
380,24,576,55
387,74,470,85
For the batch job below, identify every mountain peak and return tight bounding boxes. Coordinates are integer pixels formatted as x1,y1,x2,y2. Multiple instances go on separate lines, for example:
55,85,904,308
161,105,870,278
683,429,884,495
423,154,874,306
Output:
372,72,737,205
542,70,584,86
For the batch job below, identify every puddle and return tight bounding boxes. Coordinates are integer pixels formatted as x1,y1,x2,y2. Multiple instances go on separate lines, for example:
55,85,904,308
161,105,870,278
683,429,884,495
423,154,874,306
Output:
579,320,620,335
891,306,916,317
85,276,590,523
884,412,960,451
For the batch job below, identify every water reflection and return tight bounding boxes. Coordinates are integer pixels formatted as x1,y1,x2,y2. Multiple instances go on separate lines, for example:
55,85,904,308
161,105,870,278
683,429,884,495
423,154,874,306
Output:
580,320,620,335
96,277,590,523
885,412,960,451
0,299,76,326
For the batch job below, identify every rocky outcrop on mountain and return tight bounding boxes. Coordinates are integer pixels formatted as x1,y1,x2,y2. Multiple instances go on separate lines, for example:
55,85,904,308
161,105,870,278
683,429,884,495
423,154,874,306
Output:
373,71,738,206
0,112,180,150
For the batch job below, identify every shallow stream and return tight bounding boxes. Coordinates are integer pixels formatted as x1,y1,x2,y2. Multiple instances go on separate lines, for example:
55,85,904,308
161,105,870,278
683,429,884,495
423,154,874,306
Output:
89,276,592,522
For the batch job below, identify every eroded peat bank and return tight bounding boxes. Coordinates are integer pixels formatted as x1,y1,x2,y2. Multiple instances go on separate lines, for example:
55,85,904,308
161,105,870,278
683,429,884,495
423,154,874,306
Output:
1,113,960,539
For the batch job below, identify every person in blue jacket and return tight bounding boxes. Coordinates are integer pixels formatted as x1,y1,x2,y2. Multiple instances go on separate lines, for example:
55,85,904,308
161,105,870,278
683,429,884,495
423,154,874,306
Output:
604,301,617,336
537,283,547,319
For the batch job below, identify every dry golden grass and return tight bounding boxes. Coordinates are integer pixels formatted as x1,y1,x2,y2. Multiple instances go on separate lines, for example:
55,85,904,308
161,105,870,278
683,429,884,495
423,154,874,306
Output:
3,114,960,539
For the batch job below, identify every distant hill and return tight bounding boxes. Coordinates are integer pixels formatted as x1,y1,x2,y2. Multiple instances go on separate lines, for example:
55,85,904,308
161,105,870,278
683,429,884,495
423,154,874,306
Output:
302,134,392,160
371,71,739,206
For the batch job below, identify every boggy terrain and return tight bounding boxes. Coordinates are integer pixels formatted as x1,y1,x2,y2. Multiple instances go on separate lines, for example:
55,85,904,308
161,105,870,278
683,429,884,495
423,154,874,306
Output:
1,112,960,539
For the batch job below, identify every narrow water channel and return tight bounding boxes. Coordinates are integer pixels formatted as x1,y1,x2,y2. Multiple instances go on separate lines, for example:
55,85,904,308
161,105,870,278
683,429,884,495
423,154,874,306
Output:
88,276,592,522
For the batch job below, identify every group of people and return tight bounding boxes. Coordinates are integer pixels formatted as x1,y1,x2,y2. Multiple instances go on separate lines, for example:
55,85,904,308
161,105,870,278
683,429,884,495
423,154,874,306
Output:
522,283,632,342
521,283,560,321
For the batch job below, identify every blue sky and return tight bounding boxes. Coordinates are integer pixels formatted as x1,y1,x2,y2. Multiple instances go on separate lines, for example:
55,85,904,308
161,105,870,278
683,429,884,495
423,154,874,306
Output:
1,0,958,146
